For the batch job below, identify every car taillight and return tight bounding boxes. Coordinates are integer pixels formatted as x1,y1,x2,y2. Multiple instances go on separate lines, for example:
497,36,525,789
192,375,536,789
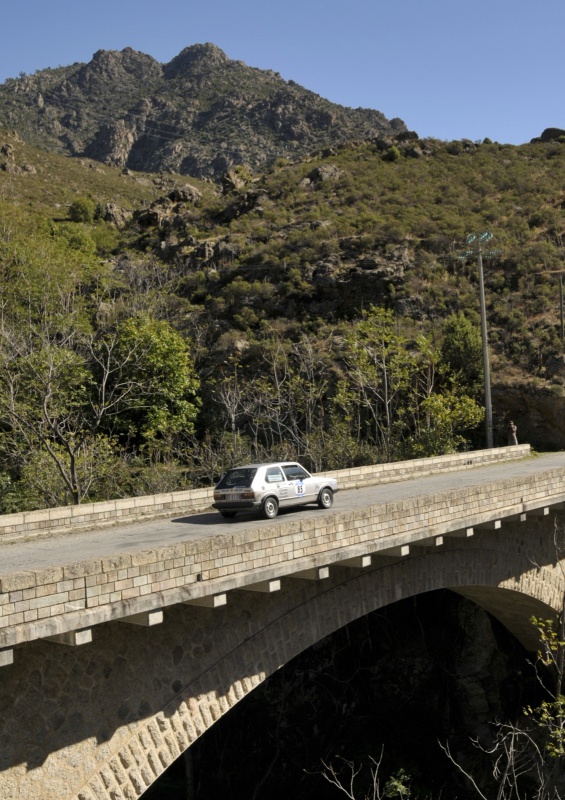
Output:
214,492,224,501
241,491,255,500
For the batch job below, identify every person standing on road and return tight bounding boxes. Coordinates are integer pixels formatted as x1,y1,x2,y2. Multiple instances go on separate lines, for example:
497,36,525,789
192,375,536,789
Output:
507,420,518,446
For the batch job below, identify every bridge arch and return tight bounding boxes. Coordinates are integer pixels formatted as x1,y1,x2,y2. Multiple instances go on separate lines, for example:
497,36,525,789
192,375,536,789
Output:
2,522,564,800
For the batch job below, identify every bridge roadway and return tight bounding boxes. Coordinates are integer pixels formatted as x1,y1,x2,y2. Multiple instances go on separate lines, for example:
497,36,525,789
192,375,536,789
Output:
2,450,565,575
2,447,565,659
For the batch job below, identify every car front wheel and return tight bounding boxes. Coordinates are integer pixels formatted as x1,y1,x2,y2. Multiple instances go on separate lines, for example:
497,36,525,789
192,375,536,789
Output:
262,496,279,519
317,487,334,509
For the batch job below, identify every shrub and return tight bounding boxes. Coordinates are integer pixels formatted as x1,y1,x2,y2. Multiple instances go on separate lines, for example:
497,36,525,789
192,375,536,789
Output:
382,146,401,163
69,197,96,223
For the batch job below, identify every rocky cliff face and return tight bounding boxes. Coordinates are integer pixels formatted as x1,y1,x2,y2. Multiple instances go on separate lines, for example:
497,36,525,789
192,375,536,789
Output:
492,380,565,450
0,44,406,179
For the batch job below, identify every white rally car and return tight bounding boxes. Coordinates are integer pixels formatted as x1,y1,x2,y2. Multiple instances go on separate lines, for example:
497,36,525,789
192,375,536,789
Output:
212,462,338,519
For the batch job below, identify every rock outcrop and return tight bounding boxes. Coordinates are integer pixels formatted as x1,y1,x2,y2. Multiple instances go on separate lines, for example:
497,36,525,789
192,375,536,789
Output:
492,380,565,450
530,127,565,143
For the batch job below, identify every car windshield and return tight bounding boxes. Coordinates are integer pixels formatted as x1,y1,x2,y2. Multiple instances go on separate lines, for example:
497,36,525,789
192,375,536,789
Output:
282,464,310,481
216,468,257,489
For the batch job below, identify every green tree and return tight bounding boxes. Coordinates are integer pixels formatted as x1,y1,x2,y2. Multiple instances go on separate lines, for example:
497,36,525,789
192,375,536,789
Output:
108,316,200,446
344,306,416,459
0,333,117,505
440,312,483,393
407,390,484,456
0,317,200,505
0,201,105,325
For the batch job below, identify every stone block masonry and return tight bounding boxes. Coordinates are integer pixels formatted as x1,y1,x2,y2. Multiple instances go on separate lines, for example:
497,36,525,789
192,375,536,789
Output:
1,516,563,800
5,443,565,800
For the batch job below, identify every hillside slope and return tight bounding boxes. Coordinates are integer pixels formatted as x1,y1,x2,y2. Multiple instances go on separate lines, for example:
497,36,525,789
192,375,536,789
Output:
119,133,565,449
2,123,565,512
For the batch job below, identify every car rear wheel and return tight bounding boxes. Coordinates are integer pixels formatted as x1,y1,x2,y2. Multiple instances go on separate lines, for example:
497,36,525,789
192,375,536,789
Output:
317,487,334,509
220,510,236,518
262,496,279,519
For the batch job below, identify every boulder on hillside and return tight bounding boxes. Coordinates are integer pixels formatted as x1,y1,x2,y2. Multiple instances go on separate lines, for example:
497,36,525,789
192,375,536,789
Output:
219,190,269,221
168,185,202,204
103,203,132,227
307,164,342,183
395,130,419,143
531,127,565,143
311,256,342,286
0,143,15,158
0,161,34,174
221,168,247,194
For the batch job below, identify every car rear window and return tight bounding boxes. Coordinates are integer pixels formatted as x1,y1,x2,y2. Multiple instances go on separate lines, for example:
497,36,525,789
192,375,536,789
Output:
266,467,284,483
217,468,257,489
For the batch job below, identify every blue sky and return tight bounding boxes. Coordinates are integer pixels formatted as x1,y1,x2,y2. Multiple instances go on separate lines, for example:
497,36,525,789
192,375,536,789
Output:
1,0,563,145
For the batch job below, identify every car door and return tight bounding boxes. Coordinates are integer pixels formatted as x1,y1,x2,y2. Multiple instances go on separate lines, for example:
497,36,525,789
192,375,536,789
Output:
282,464,316,506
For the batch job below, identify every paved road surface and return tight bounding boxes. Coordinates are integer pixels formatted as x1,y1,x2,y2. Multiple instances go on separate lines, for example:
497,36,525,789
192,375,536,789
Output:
1,452,564,576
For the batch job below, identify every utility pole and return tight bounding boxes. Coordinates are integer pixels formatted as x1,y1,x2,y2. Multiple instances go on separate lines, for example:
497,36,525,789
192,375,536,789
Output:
476,239,493,449
459,232,499,449
559,272,565,346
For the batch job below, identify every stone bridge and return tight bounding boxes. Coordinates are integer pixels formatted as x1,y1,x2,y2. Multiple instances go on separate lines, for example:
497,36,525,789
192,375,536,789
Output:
2,445,565,800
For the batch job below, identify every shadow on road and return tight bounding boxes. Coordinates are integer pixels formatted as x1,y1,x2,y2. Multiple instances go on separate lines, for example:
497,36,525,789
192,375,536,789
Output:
172,512,230,526
172,506,305,526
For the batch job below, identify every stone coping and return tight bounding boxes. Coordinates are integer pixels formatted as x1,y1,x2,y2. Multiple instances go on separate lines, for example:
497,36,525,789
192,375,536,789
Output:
0,445,530,545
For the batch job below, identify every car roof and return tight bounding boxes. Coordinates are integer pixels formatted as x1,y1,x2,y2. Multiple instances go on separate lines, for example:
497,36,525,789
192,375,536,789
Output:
227,462,300,470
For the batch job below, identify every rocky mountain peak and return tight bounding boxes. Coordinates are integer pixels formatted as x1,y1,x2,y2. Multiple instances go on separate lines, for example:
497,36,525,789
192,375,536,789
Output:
74,47,162,92
0,43,406,179
163,43,229,79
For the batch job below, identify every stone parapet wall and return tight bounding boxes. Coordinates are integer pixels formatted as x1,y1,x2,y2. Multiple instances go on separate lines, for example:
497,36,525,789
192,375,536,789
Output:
0,445,530,546
325,444,530,489
2,448,561,653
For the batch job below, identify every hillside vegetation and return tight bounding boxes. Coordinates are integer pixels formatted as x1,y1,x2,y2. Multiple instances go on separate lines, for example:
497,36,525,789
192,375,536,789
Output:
1,123,564,510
